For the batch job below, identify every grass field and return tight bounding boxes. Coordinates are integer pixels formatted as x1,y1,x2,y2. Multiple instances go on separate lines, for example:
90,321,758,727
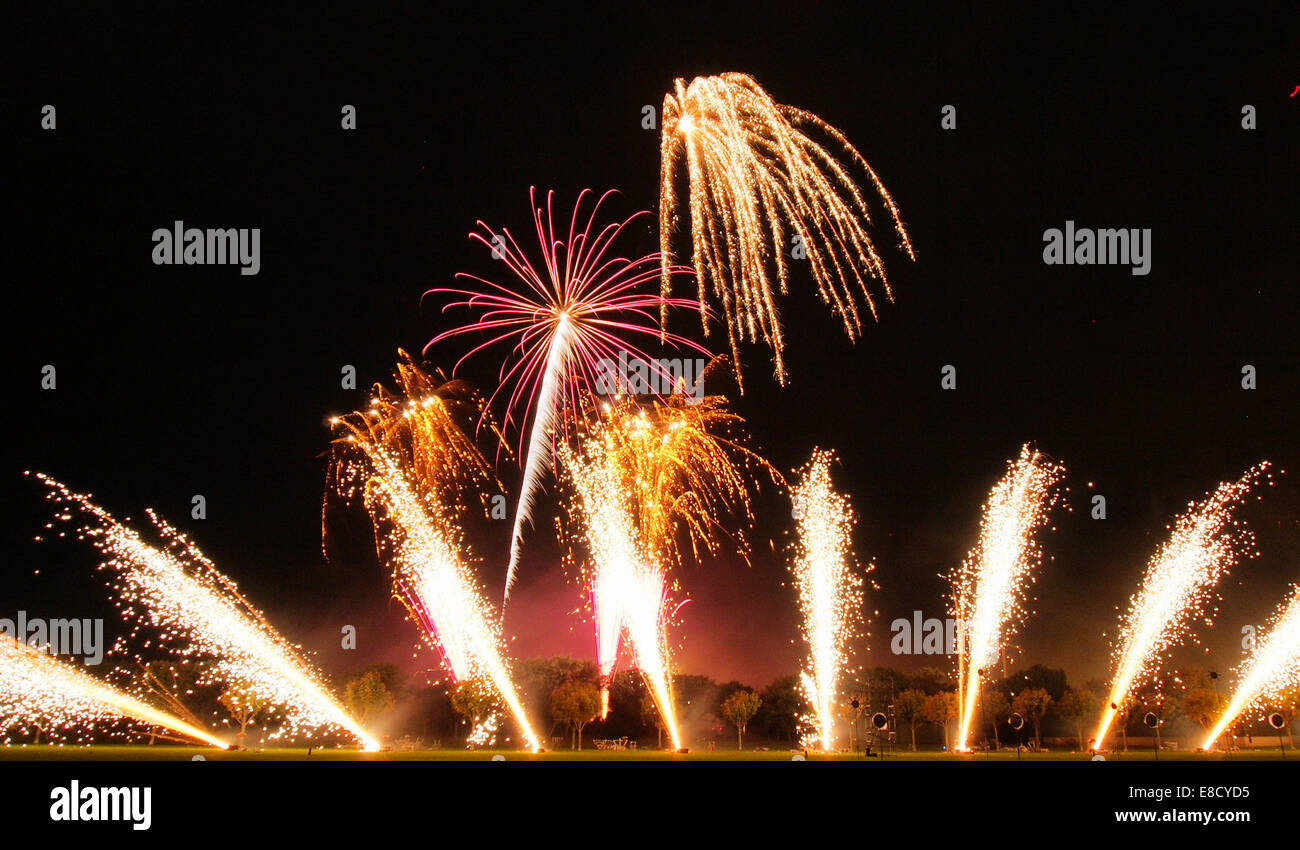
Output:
0,745,1292,761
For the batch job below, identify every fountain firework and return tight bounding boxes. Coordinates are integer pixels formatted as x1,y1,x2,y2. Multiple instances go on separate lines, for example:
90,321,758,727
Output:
952,445,1066,753
660,72,914,388
789,449,862,752
558,393,777,742
330,357,541,750
1094,463,1271,750
0,633,228,748
32,473,379,750
1202,584,1300,750
426,187,705,600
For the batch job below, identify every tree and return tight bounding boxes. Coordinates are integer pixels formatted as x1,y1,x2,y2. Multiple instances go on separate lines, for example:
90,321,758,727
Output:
1005,665,1068,701
921,691,959,750
1055,687,1101,751
219,684,270,748
1181,687,1225,732
515,656,598,740
894,689,927,751
982,690,1011,751
134,660,205,744
755,675,802,743
451,678,499,746
1012,687,1053,750
720,689,761,749
552,680,601,750
344,670,396,726
641,690,667,748
906,667,951,696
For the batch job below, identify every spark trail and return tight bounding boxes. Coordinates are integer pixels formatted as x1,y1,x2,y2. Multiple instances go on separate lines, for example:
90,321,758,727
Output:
660,72,914,388
952,445,1066,753
32,473,379,750
330,355,541,750
1094,463,1271,750
0,633,228,748
1203,584,1300,749
789,449,862,752
426,188,704,601
558,394,777,744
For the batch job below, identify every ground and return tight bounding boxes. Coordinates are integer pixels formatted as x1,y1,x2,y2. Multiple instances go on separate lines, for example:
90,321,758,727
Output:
0,745,1291,761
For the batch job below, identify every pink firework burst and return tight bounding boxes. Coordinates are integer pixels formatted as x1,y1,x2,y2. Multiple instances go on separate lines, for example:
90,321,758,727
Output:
424,187,706,600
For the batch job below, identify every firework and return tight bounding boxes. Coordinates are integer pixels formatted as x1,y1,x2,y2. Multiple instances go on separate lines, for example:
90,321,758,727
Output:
789,449,862,752
0,633,228,748
32,473,380,751
330,356,541,751
558,394,777,744
952,445,1066,753
1093,463,1271,750
1203,585,1300,749
426,188,706,600
660,73,914,388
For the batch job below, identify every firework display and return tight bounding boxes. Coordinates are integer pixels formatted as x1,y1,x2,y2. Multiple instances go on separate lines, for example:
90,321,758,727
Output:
557,394,777,745
659,73,914,388
1093,464,1272,750
330,356,541,750
0,633,228,748
952,445,1066,753
1202,584,1300,750
5,45,1295,776
31,474,379,751
426,188,707,600
788,449,862,752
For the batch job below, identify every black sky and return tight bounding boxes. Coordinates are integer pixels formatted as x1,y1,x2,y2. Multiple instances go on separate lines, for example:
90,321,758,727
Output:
5,5,1298,691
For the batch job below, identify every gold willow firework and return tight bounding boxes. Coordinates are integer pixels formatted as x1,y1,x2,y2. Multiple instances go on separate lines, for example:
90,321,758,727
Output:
558,394,778,742
952,445,1066,753
659,72,915,388
0,634,228,748
1093,463,1271,750
330,356,541,751
1203,584,1300,749
788,449,862,752
32,473,379,751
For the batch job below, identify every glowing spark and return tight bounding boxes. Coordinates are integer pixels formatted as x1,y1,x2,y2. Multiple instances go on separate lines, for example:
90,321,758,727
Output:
331,355,541,751
558,394,778,747
660,73,915,388
1093,463,1270,750
1203,585,1300,749
0,634,228,748
789,449,861,752
32,474,380,751
952,445,1066,753
561,431,681,748
425,188,705,600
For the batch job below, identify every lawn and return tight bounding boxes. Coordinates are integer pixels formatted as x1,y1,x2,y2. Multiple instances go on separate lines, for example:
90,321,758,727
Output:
0,745,1291,761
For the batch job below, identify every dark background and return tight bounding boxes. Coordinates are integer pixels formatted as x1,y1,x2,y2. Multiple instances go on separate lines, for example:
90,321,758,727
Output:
5,4,1297,692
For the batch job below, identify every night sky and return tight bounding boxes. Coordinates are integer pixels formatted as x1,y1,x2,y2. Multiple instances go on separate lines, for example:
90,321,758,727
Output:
7,7,1298,693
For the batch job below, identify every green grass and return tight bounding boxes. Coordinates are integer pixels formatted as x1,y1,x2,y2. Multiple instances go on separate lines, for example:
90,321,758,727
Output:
0,745,1291,761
